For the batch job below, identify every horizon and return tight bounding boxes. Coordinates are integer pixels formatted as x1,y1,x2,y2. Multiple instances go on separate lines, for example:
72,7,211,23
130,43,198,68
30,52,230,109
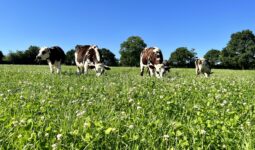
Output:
0,0,254,59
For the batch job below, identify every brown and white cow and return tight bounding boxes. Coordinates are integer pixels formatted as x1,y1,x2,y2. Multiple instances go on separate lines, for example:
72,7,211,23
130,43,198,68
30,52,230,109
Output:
140,47,170,78
74,45,110,76
36,46,65,74
195,58,211,77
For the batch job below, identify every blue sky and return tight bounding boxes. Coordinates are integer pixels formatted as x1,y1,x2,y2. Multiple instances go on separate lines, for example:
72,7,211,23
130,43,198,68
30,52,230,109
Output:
0,0,254,59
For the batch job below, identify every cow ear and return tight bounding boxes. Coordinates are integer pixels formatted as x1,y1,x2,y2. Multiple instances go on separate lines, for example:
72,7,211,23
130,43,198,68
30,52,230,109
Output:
104,65,111,70
164,66,170,71
149,64,155,69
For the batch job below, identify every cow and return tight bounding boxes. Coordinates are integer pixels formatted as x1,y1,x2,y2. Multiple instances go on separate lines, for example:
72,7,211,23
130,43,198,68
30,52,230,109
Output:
36,46,65,74
74,45,110,76
195,58,211,77
140,47,170,78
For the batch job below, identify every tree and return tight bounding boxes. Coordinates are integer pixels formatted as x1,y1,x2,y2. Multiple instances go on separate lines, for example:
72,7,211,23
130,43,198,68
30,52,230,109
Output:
100,48,118,66
119,36,147,66
23,46,40,64
169,47,196,67
65,49,75,65
7,51,25,64
204,49,221,67
0,51,4,63
221,30,255,69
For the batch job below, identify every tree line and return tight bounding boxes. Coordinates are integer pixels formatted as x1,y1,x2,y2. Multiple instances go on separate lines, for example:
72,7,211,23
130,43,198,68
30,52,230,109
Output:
1,29,255,69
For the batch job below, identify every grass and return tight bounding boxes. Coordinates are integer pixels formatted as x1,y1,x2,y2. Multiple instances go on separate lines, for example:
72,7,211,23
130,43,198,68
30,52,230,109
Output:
0,65,255,149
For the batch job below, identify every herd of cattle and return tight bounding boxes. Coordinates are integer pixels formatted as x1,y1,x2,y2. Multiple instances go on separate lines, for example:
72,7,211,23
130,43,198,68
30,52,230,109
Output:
35,45,211,78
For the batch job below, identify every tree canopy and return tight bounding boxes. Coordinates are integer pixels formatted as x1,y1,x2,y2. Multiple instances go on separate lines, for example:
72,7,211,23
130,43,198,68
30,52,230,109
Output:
119,36,147,66
221,30,255,69
100,48,118,66
169,47,196,67
65,49,75,65
0,51,3,63
204,49,221,67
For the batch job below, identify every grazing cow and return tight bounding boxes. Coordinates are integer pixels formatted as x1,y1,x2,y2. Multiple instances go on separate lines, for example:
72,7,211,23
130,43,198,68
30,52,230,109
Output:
74,45,110,76
140,47,170,78
36,46,65,74
195,58,211,77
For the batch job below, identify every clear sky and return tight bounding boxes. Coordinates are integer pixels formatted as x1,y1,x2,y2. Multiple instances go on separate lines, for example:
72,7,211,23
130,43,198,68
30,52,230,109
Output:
0,0,254,59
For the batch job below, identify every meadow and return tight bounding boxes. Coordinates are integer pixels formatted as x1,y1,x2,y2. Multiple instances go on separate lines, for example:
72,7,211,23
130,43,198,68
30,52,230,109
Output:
0,65,255,149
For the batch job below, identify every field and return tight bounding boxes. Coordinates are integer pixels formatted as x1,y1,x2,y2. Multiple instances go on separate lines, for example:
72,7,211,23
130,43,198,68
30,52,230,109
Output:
0,65,255,149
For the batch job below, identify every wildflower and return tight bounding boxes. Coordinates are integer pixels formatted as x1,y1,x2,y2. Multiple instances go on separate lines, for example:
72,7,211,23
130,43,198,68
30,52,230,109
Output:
167,101,171,104
18,134,22,138
200,129,206,135
160,95,164,99
137,106,142,110
76,110,86,117
52,143,57,150
129,98,134,103
163,134,169,140
45,133,49,137
57,134,62,140
41,116,45,120
220,100,227,106
20,95,24,99
128,125,134,129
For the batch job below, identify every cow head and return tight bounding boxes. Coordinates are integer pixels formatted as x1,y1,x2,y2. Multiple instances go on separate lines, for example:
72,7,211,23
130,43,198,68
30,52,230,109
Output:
90,63,111,76
149,63,165,78
36,47,50,61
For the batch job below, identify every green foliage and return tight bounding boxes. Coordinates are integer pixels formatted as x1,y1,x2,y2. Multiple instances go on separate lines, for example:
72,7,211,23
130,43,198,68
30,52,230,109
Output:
6,46,40,64
221,30,255,69
65,49,75,65
169,47,196,67
1,65,255,149
100,48,118,66
119,36,147,66
204,49,221,67
0,51,4,63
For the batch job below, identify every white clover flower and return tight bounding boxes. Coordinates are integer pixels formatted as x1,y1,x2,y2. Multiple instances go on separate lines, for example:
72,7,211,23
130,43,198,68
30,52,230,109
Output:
20,119,26,124
45,133,49,137
167,101,171,104
163,135,169,140
200,129,206,135
220,100,227,106
20,95,24,99
0,93,4,97
160,95,164,99
137,106,142,110
128,125,134,129
84,122,89,128
52,143,57,150
18,134,22,138
76,110,86,117
121,111,125,115
129,98,134,103
41,116,45,120
7,89,11,93
57,134,62,140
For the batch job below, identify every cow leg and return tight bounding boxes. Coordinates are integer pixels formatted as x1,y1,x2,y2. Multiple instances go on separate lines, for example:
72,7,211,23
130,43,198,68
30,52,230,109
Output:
56,61,61,74
47,60,54,73
204,73,209,78
140,65,144,76
149,68,154,77
84,61,89,74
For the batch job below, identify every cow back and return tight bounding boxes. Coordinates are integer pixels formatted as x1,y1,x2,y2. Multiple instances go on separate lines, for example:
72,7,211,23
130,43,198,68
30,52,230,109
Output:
49,46,65,64
141,47,163,65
